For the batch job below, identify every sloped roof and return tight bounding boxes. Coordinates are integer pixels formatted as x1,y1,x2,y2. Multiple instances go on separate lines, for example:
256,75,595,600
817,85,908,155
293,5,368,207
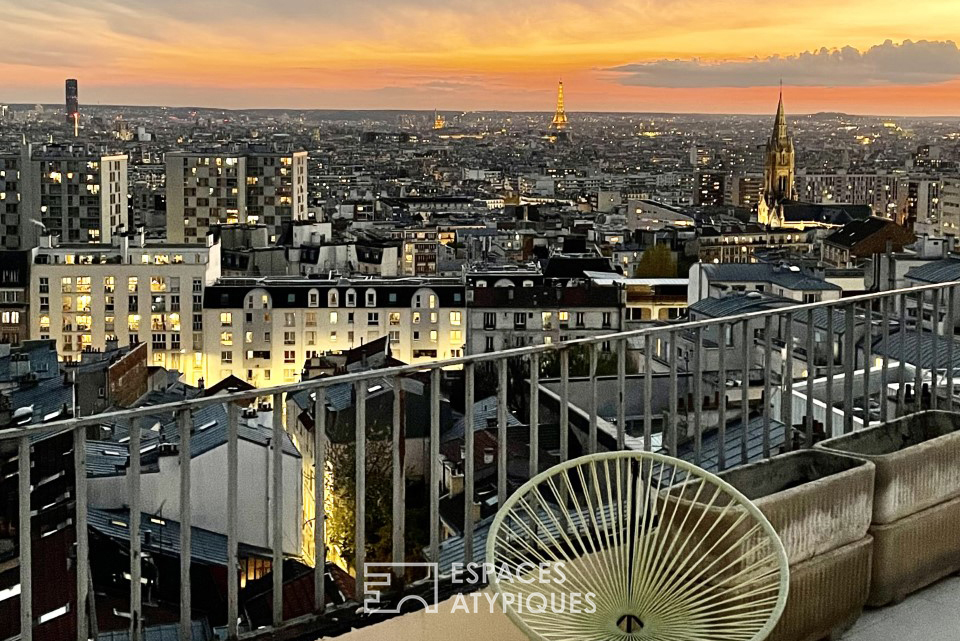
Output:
701,263,841,291
90,403,300,477
871,329,960,369
444,396,523,442
824,217,897,248
780,201,871,224
689,294,793,319
88,507,270,566
905,257,960,284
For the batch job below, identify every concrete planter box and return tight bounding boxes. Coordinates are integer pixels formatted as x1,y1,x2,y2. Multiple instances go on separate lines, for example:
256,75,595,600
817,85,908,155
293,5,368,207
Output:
817,410,960,524
867,493,960,606
768,536,873,641
717,450,875,565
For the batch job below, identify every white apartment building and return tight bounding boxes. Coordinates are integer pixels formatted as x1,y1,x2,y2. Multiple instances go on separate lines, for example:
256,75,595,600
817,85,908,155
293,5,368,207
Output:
201,277,467,387
29,232,221,384
1,143,127,248
88,405,302,556
165,148,308,244
465,278,623,354
938,177,960,237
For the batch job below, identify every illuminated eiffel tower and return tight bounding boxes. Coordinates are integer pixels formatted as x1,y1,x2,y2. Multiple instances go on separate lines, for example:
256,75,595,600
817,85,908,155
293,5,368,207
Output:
550,81,568,130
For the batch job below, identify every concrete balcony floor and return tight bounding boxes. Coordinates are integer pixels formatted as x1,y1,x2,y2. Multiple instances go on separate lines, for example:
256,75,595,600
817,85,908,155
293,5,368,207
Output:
846,576,960,641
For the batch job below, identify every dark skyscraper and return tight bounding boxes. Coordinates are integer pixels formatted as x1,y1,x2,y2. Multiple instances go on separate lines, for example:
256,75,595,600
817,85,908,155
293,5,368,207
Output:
65,78,79,122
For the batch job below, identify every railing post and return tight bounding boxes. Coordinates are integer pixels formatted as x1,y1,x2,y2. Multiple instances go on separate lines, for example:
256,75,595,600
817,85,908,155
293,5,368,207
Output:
616,338,626,451
741,319,750,461
529,354,539,476
429,369,440,565
19,435,32,641
692,327,702,465
355,383,367,604
825,309,835,438
316,388,329,609
129,419,142,641
390,379,404,570
177,408,192,640
863,302,873,420
948,285,957,412
272,393,285,627
931,288,940,409
899,292,907,412
880,296,890,424
643,334,652,452
763,315,773,458
782,314,794,447
668,329,678,457
497,359,508,504
843,304,855,434
226,403,240,637
588,344,598,454
74,426,89,641
718,322,727,468
464,363,475,564
806,308,815,447
560,349,570,462
914,291,924,412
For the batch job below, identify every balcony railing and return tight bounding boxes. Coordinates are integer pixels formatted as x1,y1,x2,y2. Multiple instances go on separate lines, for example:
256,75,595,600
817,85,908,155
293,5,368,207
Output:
6,279,960,641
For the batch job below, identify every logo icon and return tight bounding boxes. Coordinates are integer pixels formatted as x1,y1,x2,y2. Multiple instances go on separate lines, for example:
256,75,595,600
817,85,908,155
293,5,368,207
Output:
363,562,440,614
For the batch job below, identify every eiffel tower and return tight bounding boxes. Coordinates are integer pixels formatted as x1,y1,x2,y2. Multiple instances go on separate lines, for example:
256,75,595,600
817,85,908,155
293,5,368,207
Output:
550,81,568,130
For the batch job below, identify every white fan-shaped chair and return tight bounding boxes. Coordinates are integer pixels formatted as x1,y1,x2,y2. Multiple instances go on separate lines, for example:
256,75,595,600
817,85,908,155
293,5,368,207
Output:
486,451,789,641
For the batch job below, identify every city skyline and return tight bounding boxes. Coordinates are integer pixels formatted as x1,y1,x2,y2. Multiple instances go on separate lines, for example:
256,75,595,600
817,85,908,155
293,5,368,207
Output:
3,0,960,115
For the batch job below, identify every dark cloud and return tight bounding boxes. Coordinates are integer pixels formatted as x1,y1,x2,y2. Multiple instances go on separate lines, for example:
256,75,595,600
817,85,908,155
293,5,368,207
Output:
608,40,960,87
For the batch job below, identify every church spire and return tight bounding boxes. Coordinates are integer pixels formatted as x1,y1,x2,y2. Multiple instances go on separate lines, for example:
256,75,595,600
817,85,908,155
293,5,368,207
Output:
773,82,788,142
760,85,797,220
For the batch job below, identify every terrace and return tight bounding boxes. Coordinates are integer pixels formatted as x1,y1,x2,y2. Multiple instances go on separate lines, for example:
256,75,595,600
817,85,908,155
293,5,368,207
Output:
5,279,960,641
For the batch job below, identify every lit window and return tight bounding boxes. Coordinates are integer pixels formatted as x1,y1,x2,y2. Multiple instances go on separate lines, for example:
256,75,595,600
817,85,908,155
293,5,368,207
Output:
220,312,232,326
450,311,462,326
329,311,338,324
220,332,233,346
430,330,438,342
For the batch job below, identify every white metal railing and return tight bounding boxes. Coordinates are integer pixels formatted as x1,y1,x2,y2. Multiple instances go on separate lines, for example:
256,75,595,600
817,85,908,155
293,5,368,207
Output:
6,279,960,640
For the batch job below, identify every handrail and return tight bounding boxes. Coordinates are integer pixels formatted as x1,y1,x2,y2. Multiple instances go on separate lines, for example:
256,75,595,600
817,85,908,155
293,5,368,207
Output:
2,278,954,441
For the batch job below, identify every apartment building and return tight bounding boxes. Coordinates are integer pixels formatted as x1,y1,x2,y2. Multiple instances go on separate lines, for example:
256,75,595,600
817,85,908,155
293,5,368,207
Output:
465,272,623,354
201,277,467,386
1,143,127,248
0,249,32,344
697,226,814,264
796,171,901,218
165,148,308,244
938,177,960,237
389,228,441,275
688,263,842,305
28,232,221,383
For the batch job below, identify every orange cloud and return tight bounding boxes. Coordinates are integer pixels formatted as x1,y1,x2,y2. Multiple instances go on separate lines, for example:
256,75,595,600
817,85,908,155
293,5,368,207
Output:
1,0,960,112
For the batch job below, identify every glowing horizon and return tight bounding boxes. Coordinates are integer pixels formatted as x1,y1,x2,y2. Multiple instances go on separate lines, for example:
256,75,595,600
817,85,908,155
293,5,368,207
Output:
2,0,960,116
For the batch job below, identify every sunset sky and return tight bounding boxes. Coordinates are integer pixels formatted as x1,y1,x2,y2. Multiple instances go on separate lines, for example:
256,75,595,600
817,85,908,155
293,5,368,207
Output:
3,0,960,114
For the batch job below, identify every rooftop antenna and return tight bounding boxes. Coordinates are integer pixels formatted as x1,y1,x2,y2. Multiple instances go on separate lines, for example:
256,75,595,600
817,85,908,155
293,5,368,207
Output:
487,451,789,640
